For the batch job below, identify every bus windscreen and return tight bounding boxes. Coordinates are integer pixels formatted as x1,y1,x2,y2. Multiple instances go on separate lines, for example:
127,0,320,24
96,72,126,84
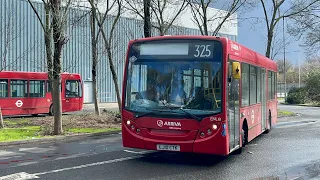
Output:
125,39,223,119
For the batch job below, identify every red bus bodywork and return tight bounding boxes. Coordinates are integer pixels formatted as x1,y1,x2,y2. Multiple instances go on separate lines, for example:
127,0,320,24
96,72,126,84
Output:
122,36,277,155
0,71,83,116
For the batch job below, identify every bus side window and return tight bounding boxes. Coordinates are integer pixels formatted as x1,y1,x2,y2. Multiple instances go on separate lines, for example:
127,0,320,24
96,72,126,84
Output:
65,80,81,98
29,80,45,97
241,63,250,106
0,79,8,98
47,81,62,92
47,81,51,92
11,80,28,98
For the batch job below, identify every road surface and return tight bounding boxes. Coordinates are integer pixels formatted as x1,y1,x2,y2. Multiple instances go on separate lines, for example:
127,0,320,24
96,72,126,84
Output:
0,104,319,180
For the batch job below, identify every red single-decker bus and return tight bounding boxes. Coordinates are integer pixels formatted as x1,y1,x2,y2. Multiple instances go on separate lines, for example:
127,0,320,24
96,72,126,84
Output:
0,71,83,116
122,36,277,155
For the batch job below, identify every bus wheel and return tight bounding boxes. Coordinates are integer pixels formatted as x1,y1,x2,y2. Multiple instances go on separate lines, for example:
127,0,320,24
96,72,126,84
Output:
49,105,54,116
242,120,248,147
264,111,272,134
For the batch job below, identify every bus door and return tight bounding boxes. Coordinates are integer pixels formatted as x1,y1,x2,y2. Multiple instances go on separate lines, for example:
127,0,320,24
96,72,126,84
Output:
261,68,267,130
63,80,82,112
227,60,240,151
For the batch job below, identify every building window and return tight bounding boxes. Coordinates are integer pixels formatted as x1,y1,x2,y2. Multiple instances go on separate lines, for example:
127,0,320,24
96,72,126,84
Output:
30,80,45,97
250,66,257,105
0,79,8,98
241,63,250,106
65,80,82,98
11,80,28,98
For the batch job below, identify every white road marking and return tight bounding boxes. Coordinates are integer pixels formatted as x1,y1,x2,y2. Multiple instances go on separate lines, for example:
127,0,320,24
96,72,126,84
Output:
34,155,142,176
55,153,87,160
0,152,152,179
123,149,153,154
19,147,56,153
0,172,39,180
0,156,142,179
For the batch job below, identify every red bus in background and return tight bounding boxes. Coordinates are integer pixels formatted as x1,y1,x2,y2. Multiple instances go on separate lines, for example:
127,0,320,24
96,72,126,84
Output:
0,71,83,116
122,36,277,155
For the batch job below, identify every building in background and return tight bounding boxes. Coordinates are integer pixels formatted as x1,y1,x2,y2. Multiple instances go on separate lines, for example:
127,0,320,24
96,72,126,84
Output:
0,0,238,103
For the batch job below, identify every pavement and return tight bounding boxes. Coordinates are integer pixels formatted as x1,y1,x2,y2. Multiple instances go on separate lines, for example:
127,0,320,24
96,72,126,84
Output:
82,103,119,112
0,104,319,180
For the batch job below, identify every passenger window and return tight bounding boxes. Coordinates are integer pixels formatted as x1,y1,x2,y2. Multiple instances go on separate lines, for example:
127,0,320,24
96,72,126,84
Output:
241,63,249,106
268,71,272,100
11,80,28,98
257,68,261,103
47,81,51,92
30,80,45,97
274,72,277,98
65,80,82,98
250,66,257,105
0,79,8,98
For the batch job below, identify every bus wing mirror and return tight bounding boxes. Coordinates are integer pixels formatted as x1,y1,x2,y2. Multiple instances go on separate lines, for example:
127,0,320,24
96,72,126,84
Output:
232,62,241,79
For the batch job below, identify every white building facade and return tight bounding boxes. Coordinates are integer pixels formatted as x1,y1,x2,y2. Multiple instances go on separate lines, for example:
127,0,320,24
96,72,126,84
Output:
0,0,238,103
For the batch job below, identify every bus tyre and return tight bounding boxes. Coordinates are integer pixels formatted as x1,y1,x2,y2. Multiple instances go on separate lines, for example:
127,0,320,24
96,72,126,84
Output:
49,105,54,116
264,111,272,134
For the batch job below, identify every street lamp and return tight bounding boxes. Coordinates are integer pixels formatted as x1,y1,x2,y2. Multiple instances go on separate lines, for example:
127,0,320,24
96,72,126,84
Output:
292,50,301,88
283,16,286,99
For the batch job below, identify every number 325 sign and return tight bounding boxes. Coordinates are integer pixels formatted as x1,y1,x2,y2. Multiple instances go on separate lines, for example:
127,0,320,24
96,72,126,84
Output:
191,44,214,58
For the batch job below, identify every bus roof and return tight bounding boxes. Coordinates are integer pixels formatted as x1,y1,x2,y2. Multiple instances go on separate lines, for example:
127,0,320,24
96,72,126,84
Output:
128,35,277,72
0,71,81,79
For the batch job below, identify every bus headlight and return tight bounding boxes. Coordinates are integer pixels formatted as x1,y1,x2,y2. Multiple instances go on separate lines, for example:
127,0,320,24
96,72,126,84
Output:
212,124,218,130
126,120,131,125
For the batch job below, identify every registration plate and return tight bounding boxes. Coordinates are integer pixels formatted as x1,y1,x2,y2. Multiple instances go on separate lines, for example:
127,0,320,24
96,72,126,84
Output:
156,144,180,151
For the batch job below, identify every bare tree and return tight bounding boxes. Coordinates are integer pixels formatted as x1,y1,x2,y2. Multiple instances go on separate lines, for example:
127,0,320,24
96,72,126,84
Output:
187,0,246,36
0,107,3,128
270,24,296,59
288,1,320,54
88,0,123,113
150,0,188,35
276,59,293,74
125,0,188,36
260,0,319,58
90,0,101,115
27,0,73,135
301,56,320,80
144,0,152,37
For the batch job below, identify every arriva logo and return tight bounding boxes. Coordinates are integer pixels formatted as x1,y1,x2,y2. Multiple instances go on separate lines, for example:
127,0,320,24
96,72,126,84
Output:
157,120,181,127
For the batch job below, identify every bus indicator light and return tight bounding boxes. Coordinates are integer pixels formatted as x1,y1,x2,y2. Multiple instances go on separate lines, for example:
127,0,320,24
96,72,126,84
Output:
200,132,205,138
207,129,212,135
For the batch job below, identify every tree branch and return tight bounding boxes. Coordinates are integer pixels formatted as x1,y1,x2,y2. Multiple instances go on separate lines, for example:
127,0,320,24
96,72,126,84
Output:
27,0,46,31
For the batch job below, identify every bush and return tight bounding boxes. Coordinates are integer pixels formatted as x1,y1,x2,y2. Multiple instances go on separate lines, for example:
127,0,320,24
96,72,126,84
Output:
305,71,320,103
286,87,308,104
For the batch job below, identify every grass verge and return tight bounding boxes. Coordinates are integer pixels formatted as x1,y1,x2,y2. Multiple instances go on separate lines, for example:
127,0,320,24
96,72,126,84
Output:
66,127,121,134
278,109,296,117
0,126,42,142
0,111,121,143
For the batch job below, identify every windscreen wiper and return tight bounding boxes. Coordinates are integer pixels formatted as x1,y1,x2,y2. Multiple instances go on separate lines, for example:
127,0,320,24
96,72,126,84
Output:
159,100,202,121
134,109,164,119
178,108,202,121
